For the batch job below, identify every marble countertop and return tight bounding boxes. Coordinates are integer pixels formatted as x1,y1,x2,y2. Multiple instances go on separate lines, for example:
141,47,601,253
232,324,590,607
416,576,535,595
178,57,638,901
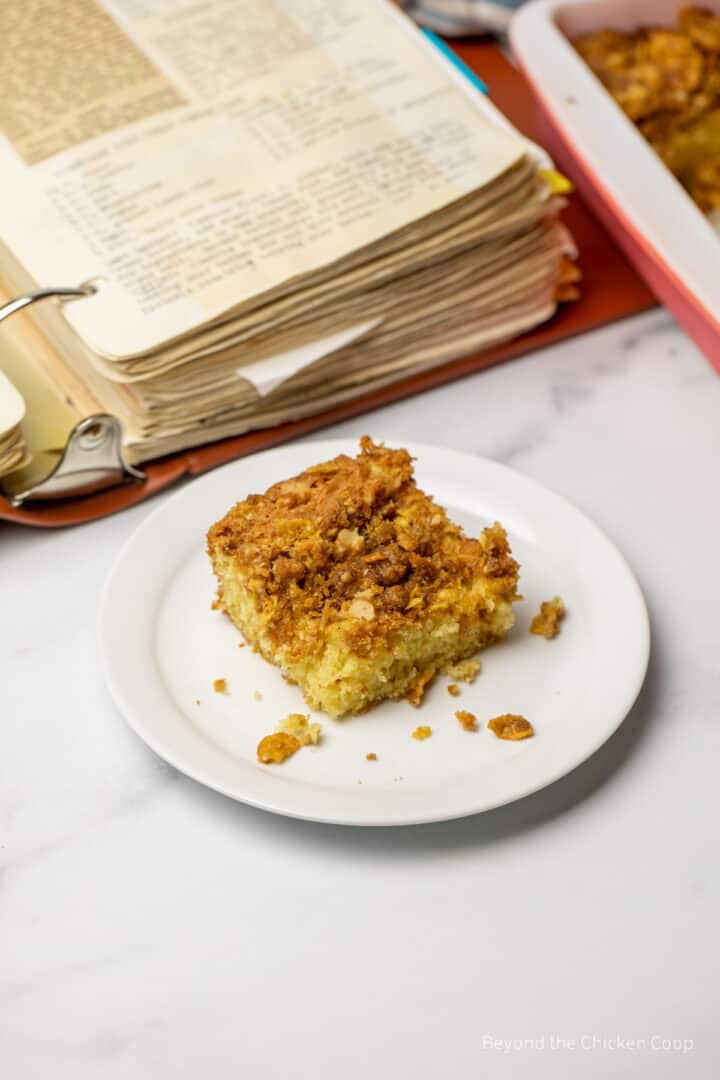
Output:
2,309,719,1079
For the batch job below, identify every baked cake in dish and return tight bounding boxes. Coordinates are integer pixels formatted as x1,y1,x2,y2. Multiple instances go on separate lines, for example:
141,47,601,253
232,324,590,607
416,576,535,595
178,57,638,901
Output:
207,438,520,719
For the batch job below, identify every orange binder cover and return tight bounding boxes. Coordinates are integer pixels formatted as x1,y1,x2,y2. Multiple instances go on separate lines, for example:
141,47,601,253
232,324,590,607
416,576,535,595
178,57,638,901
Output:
0,42,655,528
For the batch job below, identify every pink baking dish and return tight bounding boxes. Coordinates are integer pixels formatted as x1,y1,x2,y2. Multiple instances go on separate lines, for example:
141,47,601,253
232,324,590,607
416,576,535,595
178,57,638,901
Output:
511,0,720,373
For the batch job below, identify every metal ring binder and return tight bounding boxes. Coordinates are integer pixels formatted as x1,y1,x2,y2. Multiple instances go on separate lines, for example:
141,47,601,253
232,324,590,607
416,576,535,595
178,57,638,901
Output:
0,283,97,324
0,283,145,506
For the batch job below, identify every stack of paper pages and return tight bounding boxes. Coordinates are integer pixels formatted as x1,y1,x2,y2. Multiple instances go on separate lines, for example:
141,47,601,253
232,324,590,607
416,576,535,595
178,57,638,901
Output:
0,0,576,477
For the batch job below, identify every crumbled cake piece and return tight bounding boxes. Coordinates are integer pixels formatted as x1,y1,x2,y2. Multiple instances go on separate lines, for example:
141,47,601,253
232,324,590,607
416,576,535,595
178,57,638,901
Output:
366,752,377,761
447,683,461,697
257,714,322,763
488,714,534,740
412,725,432,740
444,658,481,683
530,596,565,639
276,712,322,746
405,669,435,707
207,437,520,719
257,732,300,764
455,709,478,732
213,678,228,694
253,690,263,701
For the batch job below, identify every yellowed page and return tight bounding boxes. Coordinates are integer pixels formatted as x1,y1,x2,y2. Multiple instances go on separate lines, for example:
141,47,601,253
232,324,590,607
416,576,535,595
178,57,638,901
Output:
0,0,527,359
0,285,102,457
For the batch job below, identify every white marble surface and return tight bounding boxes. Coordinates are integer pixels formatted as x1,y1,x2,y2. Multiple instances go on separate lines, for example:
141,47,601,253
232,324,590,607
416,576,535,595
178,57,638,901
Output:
2,309,719,1079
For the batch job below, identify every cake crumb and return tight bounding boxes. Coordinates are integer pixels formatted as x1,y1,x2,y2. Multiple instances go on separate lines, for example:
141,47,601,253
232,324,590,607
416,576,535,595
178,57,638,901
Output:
412,725,432,741
488,714,534,741
253,690,263,701
213,678,228,694
405,669,435,707
366,752,378,761
257,732,300,764
276,712,322,746
257,714,322,764
455,709,478,732
238,641,246,648
444,658,480,683
530,596,565,639
447,683,460,697
195,699,201,705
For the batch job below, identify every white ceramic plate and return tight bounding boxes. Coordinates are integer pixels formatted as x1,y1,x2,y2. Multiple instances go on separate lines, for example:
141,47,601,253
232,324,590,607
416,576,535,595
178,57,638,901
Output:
99,440,649,826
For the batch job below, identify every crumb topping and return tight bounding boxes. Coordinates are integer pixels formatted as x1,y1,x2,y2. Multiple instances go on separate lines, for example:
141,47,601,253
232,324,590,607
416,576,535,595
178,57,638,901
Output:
207,437,519,664
257,732,301,764
411,725,432,740
488,714,534,740
530,596,565,639
366,752,377,761
447,683,460,697
405,669,435,707
213,678,228,694
455,709,478,732
573,8,720,212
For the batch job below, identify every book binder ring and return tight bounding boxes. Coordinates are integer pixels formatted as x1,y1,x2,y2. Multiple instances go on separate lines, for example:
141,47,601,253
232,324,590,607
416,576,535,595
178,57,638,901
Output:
0,284,145,506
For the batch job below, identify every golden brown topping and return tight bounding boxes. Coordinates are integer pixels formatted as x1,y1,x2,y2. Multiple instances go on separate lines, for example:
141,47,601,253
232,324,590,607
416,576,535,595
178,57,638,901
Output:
405,669,435,707
213,678,228,694
637,30,704,106
574,9,720,211
207,437,521,719
207,438,519,667
366,752,378,761
411,725,432,741
488,714,534,741
447,683,461,697
455,709,478,732
575,29,636,76
679,6,720,52
530,596,565,639
444,658,481,683
257,732,301,764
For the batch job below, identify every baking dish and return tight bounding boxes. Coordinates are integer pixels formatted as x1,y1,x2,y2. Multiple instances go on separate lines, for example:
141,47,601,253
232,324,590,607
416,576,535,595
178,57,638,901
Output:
511,0,720,373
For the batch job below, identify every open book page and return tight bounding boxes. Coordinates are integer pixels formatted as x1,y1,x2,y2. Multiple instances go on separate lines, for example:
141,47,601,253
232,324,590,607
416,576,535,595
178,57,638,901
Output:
0,0,527,359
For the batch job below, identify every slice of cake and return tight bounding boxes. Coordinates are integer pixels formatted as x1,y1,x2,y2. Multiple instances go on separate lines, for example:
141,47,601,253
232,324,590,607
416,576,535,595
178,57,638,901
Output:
207,438,520,719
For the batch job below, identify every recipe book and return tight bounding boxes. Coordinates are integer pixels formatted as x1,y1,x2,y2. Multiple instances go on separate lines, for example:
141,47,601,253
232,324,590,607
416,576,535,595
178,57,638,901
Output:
0,0,577,485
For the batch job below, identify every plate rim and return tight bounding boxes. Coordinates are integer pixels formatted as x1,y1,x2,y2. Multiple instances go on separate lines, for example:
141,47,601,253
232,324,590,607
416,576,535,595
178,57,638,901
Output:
98,439,650,826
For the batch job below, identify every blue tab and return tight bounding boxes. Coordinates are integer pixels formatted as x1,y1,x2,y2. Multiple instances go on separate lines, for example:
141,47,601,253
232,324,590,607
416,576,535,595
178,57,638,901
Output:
421,28,489,94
